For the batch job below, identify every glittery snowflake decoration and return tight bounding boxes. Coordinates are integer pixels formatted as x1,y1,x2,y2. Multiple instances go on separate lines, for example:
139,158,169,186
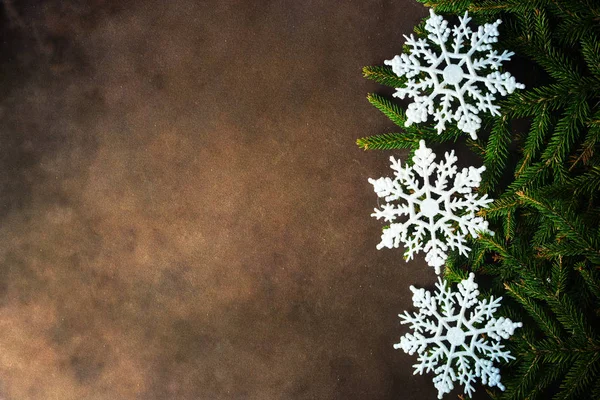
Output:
369,140,493,274
395,273,522,399
385,9,524,139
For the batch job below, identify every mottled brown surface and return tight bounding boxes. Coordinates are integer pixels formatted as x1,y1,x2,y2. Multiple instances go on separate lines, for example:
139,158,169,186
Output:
0,1,451,399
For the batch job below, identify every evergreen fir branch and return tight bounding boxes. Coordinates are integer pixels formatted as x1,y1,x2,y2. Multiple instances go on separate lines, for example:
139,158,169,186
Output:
479,195,519,218
550,258,568,295
468,240,488,269
417,0,473,14
480,260,515,281
504,208,516,240
406,147,419,166
366,93,407,128
473,0,541,15
552,162,569,185
578,116,600,165
478,235,531,270
362,65,407,88
575,261,600,300
422,0,542,16
520,337,600,399
548,0,596,19
535,346,577,366
556,352,600,400
412,19,429,38
541,242,600,262
481,114,511,193
507,162,551,193
518,275,554,302
503,8,536,52
516,191,600,263
531,339,600,399
470,252,488,272
516,105,551,176
442,256,470,283
479,195,519,241
356,132,419,150
526,10,582,84
569,125,600,171
533,7,552,50
504,282,564,343
542,167,600,200
534,47,581,85
549,0,600,44
497,299,525,326
362,94,464,149
555,17,596,46
356,129,462,151
466,138,486,157
546,293,596,340
502,353,541,400
532,338,595,363
531,361,572,399
581,37,600,80
532,219,557,248
502,84,570,118
588,110,600,129
541,100,590,168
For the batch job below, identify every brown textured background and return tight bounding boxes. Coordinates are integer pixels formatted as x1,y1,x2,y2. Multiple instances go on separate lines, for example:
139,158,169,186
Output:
0,0,457,398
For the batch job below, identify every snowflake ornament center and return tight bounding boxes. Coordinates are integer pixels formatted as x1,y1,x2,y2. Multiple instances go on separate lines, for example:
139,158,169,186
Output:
385,9,525,139
396,273,522,399
442,64,464,85
420,197,440,218
446,326,466,346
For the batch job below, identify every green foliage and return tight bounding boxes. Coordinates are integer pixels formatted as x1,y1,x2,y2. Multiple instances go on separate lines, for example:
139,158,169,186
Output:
481,114,511,192
356,94,462,151
365,93,407,129
356,132,421,150
362,65,407,88
359,0,600,398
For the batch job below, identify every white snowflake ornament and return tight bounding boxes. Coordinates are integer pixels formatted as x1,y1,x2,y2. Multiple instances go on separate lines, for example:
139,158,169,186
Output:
385,9,524,139
369,140,493,274
395,273,522,399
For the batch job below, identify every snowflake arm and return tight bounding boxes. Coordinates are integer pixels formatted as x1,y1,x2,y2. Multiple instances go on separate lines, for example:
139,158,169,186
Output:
451,13,473,54
394,273,522,399
384,9,524,139
369,140,493,274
